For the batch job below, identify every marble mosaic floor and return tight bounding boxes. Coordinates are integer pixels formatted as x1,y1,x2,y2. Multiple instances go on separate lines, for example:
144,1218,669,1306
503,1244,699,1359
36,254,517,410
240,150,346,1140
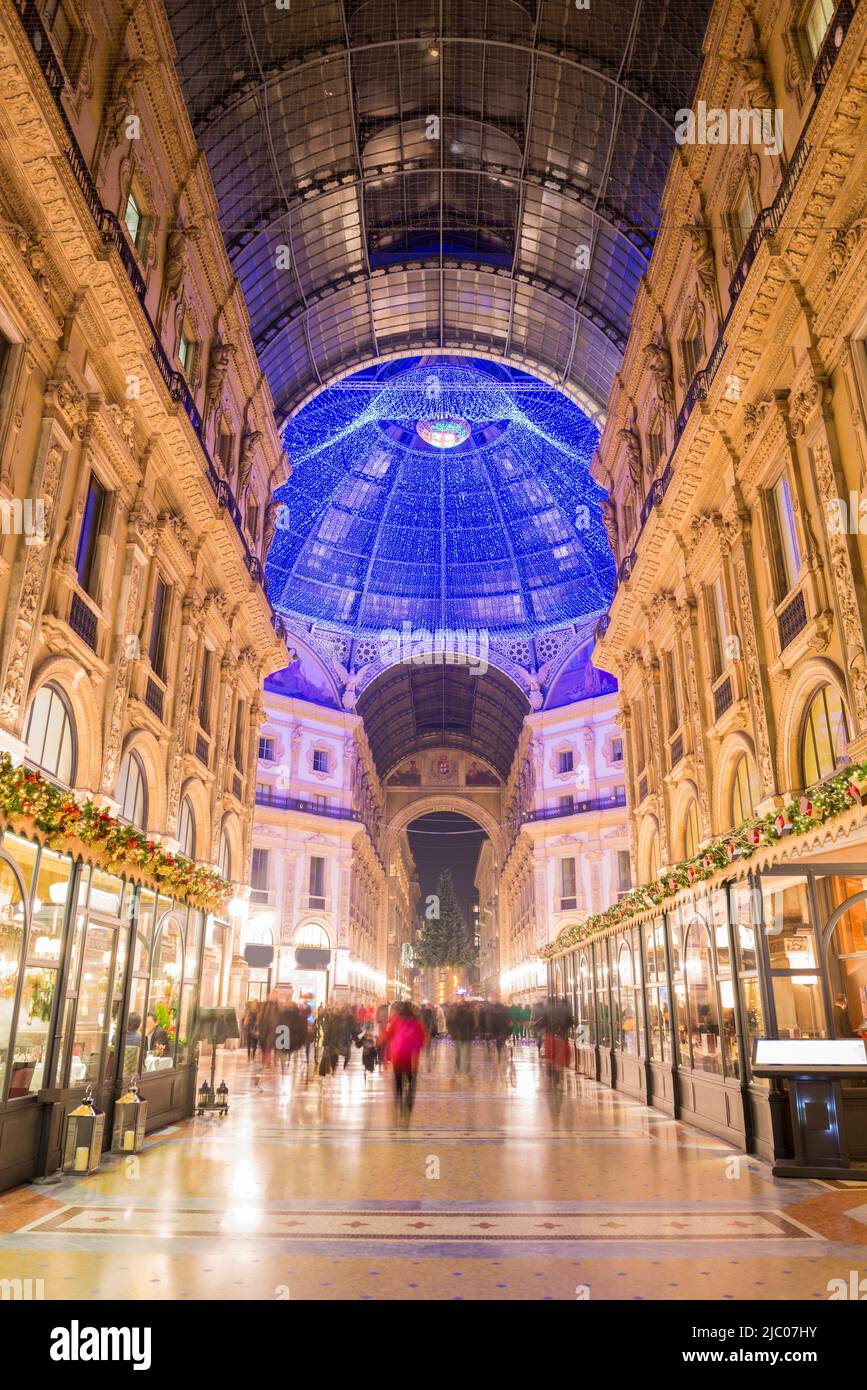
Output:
1,1042,866,1300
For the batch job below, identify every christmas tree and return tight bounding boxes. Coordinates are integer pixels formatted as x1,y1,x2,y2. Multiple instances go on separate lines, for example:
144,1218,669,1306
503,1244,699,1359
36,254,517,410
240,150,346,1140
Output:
414,868,475,968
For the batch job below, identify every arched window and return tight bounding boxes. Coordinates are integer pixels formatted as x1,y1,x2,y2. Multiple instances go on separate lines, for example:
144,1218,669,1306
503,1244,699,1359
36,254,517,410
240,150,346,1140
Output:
218,829,232,881
117,751,147,828
25,684,75,784
294,922,330,949
683,921,722,1075
731,754,759,828
177,796,196,860
802,684,849,785
683,799,700,859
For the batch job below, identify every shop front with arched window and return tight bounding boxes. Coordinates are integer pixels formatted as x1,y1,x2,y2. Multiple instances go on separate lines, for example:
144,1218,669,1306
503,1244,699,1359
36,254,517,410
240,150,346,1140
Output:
0,827,209,1194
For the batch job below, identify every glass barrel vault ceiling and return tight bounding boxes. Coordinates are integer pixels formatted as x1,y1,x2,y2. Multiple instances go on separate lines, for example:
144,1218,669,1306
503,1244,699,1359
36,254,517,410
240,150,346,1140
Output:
163,0,714,422
266,356,615,637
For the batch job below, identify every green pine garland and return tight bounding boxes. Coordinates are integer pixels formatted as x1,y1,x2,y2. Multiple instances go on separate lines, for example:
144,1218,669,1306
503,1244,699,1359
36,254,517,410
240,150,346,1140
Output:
0,753,231,914
539,762,867,960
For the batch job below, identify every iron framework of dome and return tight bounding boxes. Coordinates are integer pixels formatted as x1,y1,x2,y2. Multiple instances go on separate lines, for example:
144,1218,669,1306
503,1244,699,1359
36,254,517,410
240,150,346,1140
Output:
265,357,615,637
164,0,713,423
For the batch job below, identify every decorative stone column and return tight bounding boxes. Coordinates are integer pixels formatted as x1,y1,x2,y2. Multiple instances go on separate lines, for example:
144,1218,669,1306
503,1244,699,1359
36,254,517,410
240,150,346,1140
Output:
100,534,150,796
675,598,712,838
724,513,777,797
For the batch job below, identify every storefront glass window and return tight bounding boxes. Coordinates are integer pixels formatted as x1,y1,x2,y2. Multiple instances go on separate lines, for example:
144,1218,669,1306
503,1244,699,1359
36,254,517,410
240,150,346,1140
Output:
148,911,184,1068
644,927,657,982
577,955,594,1045
69,922,116,1085
646,988,662,1059
718,976,739,1079
739,975,767,1083
29,846,71,963
8,966,57,1097
596,948,611,1046
684,921,722,1074
0,854,26,1098
617,942,638,1054
2,834,37,902
668,908,682,976
816,875,867,1038
770,974,824,1038
175,982,195,1066
658,985,671,1060
733,882,760,971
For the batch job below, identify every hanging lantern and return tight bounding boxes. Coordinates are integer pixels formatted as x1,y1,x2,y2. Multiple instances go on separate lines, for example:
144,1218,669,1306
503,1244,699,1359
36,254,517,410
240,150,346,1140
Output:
111,1077,147,1154
799,796,813,819
215,1080,229,1114
63,1086,105,1175
727,840,741,862
687,864,698,882
774,813,792,836
702,854,714,872
748,825,762,846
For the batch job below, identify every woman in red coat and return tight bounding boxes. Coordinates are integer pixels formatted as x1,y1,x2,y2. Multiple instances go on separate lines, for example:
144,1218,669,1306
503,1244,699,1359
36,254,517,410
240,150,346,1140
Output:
384,1002,428,1120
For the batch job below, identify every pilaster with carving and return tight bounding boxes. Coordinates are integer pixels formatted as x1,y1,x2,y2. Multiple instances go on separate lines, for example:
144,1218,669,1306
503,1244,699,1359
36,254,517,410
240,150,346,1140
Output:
100,539,148,794
0,437,67,731
164,600,201,831
675,599,712,837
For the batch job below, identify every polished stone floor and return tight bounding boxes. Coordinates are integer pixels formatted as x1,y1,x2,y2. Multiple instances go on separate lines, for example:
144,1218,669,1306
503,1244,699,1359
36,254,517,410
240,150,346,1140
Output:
1,1041,866,1300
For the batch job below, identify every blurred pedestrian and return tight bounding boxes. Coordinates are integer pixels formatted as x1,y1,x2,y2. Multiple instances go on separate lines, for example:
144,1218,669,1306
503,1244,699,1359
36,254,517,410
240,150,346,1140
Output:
447,998,476,1081
385,1002,427,1120
241,998,259,1062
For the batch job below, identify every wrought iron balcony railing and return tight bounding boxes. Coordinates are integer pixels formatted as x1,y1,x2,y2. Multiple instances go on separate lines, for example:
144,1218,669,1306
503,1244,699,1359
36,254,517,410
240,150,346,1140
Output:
522,788,627,822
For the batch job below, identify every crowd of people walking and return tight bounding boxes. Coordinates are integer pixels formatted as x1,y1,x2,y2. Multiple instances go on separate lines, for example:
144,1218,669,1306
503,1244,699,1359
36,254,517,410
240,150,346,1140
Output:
238,989,574,1121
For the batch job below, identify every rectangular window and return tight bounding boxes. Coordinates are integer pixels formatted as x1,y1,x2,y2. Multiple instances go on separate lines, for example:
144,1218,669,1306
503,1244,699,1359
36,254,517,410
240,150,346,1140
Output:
704,576,729,682
623,497,635,539
313,793,327,810
46,0,78,73
309,856,326,905
680,326,703,384
178,331,191,378
731,180,757,259
559,794,575,814
611,736,624,763
312,748,329,774
250,847,270,892
617,849,632,892
75,472,107,598
124,191,142,248
218,430,233,472
771,474,802,596
258,736,275,762
148,576,170,681
198,648,212,732
647,428,664,474
664,649,681,734
560,857,577,909
557,749,574,774
233,699,246,770
805,0,835,59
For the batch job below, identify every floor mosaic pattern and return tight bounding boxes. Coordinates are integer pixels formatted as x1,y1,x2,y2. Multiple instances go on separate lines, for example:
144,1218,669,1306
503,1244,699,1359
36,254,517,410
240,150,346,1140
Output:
1,1043,865,1300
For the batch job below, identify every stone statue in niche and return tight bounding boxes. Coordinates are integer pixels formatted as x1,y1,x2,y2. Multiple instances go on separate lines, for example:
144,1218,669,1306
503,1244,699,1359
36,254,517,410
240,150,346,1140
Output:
261,499,283,559
600,497,619,557
237,426,262,497
616,425,643,488
643,337,675,416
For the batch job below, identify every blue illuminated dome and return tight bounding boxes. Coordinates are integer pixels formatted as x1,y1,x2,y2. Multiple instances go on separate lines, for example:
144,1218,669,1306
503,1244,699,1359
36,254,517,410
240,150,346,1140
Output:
266,357,615,638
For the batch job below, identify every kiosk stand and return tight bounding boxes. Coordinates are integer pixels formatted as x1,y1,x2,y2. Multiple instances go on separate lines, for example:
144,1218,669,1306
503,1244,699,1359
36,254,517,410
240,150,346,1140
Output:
751,1038,867,1181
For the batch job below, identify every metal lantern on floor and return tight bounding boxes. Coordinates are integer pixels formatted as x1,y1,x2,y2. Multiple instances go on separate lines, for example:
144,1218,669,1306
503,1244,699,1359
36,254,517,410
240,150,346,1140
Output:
111,1077,147,1154
62,1086,105,1175
216,1079,229,1113
197,1077,213,1113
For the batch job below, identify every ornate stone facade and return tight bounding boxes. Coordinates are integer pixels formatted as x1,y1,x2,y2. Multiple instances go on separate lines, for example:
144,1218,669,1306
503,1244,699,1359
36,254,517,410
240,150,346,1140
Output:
592,0,867,874
0,0,287,910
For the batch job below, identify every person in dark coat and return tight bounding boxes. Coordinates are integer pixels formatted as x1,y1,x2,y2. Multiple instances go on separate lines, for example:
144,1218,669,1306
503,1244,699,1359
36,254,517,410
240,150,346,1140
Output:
446,1000,476,1079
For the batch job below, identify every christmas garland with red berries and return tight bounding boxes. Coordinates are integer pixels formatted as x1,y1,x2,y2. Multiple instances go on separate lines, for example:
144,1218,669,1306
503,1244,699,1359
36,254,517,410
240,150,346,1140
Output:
0,753,231,914
540,764,867,959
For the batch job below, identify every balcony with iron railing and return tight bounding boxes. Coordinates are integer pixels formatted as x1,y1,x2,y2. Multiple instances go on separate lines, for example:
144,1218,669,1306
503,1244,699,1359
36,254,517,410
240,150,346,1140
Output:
12,0,275,632
607,0,857,597
255,786,360,823
522,787,627,823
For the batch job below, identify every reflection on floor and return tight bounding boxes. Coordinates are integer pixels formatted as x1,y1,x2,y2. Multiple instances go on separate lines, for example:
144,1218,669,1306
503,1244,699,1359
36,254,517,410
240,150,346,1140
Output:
1,1042,866,1300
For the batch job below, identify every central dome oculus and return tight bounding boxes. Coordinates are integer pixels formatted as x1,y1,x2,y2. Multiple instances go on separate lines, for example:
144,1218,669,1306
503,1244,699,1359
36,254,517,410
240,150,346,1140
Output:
416,418,472,449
